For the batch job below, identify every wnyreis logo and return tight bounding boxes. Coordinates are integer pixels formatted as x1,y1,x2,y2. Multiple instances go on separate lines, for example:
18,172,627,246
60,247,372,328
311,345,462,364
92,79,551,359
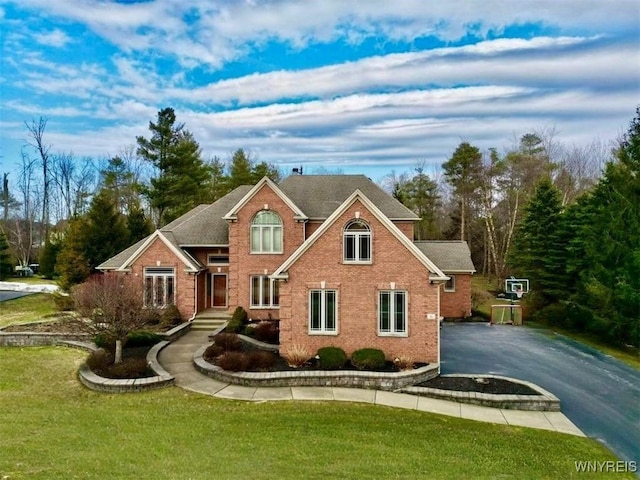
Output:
574,460,637,473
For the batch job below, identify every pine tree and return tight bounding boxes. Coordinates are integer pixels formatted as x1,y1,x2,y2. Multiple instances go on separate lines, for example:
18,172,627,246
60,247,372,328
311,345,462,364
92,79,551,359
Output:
0,231,13,280
137,108,211,226
227,149,253,189
509,177,565,303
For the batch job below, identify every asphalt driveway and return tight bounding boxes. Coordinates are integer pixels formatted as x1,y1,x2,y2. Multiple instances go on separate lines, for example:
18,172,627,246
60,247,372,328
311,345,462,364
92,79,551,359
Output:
440,322,640,464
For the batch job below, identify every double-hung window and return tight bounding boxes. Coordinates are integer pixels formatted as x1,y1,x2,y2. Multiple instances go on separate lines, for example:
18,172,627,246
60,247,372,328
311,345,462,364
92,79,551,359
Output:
250,275,279,308
343,220,371,263
309,289,337,334
378,290,407,335
251,211,283,254
144,267,175,308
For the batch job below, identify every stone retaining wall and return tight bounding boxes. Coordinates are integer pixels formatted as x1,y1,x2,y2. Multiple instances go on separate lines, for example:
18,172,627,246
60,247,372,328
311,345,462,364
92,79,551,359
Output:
193,344,439,390
77,341,174,393
0,331,92,346
400,374,560,411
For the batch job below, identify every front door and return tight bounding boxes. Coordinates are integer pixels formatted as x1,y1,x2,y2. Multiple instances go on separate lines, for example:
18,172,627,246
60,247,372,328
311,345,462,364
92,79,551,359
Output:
211,274,227,308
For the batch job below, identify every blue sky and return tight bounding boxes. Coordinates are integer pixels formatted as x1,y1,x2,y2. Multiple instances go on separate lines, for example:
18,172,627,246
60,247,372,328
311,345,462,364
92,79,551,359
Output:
1,0,639,182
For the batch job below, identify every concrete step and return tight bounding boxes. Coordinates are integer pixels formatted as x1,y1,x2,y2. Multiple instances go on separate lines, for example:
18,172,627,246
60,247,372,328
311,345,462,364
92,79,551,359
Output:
191,309,231,331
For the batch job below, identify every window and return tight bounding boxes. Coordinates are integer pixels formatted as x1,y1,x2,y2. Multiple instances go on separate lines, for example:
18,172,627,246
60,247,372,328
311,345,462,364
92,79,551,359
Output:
144,267,175,308
207,254,229,265
309,289,337,334
251,211,283,253
444,275,455,292
250,275,279,308
343,220,371,263
379,290,407,335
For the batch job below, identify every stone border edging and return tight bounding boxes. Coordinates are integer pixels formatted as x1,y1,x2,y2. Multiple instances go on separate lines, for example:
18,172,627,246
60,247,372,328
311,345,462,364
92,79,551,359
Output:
400,374,560,411
77,341,174,393
193,344,439,390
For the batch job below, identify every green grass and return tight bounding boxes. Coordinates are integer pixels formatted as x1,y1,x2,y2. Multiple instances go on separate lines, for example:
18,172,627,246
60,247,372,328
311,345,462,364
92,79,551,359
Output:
0,347,630,480
0,293,58,327
526,321,640,370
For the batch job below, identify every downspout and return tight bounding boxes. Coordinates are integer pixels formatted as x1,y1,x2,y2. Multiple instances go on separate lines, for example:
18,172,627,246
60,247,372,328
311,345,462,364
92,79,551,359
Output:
189,271,199,322
437,282,442,374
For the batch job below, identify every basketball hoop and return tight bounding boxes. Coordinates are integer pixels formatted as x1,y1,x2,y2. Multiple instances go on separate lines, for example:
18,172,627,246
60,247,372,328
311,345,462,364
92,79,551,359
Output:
515,289,524,300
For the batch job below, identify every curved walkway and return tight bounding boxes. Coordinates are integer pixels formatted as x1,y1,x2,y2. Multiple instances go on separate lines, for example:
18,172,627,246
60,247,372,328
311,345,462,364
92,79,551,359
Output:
158,330,584,437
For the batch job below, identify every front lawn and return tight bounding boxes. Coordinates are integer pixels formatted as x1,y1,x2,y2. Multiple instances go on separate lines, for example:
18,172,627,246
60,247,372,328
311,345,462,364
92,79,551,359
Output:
0,293,58,327
0,347,630,479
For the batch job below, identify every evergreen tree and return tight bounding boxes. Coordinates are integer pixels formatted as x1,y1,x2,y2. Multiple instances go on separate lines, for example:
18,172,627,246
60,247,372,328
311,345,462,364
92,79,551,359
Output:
39,237,62,279
400,167,441,240
56,217,91,290
126,201,153,244
252,161,281,184
228,148,253,189
83,190,129,268
442,142,482,242
0,231,13,280
510,177,565,303
137,107,211,226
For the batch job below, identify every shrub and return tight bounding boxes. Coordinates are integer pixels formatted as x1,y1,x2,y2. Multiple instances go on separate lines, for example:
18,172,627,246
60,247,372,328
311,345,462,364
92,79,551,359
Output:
217,351,249,371
282,344,313,368
203,344,225,362
393,355,414,371
317,346,347,370
126,330,162,348
351,348,386,371
227,306,248,333
52,292,74,311
241,325,256,338
213,333,242,352
86,350,152,379
247,350,277,371
253,321,279,344
93,333,116,351
142,308,162,326
161,304,182,327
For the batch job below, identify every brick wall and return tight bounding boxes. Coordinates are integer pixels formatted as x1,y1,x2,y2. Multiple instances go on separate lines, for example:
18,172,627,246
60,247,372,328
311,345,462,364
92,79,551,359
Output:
128,236,196,320
440,274,472,318
228,184,305,318
278,200,440,363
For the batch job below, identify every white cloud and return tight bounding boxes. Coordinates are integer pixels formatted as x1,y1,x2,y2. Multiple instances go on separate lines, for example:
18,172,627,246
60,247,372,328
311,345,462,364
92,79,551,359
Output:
32,28,71,47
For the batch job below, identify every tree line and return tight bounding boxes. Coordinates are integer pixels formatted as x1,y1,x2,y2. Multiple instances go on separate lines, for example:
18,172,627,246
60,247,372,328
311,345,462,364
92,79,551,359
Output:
0,107,281,286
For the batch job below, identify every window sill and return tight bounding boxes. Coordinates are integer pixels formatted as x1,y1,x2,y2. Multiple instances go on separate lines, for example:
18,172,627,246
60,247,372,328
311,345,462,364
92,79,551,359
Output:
342,260,373,265
443,289,455,293
249,306,280,310
308,331,338,336
377,332,408,338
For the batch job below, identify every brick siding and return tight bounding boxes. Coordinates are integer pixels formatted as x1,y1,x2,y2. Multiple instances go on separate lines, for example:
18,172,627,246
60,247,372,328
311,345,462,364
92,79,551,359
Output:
440,274,472,318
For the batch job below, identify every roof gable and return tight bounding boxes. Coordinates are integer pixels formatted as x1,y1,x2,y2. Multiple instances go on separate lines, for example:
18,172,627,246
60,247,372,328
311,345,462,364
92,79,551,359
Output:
224,177,306,221
117,230,201,273
272,190,447,280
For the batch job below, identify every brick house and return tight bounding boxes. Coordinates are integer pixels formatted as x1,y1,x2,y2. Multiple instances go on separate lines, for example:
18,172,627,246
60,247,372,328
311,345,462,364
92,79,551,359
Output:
99,175,474,363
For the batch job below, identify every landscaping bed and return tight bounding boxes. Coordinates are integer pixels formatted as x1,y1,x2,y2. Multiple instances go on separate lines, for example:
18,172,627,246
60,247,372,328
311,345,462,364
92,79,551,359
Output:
418,375,538,395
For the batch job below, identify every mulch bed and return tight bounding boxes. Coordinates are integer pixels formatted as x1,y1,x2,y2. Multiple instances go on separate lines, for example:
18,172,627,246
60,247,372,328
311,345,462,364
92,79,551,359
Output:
2,316,88,334
417,376,539,395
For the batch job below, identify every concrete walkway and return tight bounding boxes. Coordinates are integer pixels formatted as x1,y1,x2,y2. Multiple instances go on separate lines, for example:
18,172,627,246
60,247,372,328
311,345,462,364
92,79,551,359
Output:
158,330,584,437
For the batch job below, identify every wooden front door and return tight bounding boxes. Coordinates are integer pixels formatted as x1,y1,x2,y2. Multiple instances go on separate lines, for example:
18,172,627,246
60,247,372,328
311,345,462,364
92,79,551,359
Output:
211,274,227,307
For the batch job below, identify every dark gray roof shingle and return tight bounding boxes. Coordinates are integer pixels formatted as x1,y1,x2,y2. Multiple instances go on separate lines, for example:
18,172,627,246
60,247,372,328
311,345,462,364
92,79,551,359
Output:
414,241,476,272
162,185,253,245
278,175,418,220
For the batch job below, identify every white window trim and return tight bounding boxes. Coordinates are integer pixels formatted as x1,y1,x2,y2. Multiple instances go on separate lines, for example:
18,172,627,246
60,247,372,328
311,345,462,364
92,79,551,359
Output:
144,267,175,308
343,220,372,264
308,289,338,335
250,211,283,254
249,275,280,309
378,290,408,337
444,275,456,292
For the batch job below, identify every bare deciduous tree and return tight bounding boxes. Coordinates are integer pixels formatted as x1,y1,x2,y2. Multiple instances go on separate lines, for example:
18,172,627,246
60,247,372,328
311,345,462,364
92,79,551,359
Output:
72,274,153,364
25,117,51,241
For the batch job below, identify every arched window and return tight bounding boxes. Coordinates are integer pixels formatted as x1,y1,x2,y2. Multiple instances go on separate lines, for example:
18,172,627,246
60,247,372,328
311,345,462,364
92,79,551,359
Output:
251,211,283,253
343,220,371,263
